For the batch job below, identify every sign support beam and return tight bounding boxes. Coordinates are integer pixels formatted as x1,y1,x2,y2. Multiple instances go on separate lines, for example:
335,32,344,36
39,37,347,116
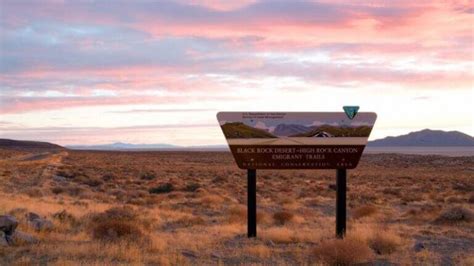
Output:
247,169,257,238
336,168,347,238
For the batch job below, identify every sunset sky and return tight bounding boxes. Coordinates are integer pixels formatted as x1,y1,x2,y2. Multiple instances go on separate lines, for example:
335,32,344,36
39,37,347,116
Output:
0,0,473,146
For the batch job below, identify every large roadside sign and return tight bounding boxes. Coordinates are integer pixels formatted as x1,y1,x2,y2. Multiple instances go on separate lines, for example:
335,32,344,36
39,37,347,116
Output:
217,109,377,239
217,112,377,169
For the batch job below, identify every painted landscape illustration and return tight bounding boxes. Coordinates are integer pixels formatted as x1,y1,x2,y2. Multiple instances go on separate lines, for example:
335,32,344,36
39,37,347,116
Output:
220,121,374,139
1,1,473,265
218,112,376,146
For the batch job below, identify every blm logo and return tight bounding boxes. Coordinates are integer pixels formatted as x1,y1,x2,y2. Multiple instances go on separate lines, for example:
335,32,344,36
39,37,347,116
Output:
343,106,359,120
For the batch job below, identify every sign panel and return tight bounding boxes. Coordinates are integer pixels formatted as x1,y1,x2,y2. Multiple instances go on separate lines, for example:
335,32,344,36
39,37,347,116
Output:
217,112,377,169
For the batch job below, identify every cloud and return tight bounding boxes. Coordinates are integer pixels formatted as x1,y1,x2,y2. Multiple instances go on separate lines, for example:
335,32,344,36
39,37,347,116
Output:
109,108,216,113
0,95,241,114
0,0,472,143
1,1,471,86
413,96,430,101
0,123,216,132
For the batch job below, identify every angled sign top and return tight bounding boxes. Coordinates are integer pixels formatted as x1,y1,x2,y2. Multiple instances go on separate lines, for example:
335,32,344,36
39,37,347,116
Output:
217,112,377,169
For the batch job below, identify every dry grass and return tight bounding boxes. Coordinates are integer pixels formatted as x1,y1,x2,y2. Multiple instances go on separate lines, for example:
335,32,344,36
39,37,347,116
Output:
0,149,472,264
199,194,224,206
256,211,272,225
434,206,473,224
313,238,373,265
273,210,294,225
227,204,246,224
244,244,272,259
91,220,144,241
459,255,474,266
351,204,378,219
261,227,296,243
368,230,403,255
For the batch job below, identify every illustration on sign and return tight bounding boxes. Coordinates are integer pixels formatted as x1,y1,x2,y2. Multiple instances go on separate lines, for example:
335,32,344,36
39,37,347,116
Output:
217,112,377,169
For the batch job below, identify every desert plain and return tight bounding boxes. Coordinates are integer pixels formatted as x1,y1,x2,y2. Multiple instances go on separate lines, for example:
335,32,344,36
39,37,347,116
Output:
0,148,473,265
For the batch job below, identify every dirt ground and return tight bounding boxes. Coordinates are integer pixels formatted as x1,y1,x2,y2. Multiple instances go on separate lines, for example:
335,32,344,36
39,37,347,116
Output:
0,149,473,265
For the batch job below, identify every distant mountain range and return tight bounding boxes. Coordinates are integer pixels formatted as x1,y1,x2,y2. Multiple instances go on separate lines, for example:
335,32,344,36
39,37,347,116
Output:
368,129,474,146
63,129,474,149
67,142,180,150
66,142,228,151
1,129,472,151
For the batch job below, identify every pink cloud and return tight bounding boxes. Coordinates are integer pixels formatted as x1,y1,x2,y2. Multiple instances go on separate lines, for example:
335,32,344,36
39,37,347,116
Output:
0,94,241,114
1,0,472,114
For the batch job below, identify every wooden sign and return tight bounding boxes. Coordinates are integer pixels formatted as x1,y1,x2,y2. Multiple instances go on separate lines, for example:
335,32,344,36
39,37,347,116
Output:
217,112,377,169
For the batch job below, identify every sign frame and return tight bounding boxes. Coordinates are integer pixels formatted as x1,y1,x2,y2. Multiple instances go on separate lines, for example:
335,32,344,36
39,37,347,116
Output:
217,110,377,239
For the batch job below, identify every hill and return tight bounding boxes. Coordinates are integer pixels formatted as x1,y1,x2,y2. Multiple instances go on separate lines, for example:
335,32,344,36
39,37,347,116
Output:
220,122,277,138
291,125,373,137
0,139,64,150
369,129,474,146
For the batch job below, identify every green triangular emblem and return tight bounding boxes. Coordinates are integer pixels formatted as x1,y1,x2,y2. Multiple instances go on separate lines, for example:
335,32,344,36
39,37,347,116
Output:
343,106,359,120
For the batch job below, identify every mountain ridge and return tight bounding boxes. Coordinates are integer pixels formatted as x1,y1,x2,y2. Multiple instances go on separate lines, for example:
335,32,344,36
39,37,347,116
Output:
66,142,229,151
0,139,65,150
368,129,474,146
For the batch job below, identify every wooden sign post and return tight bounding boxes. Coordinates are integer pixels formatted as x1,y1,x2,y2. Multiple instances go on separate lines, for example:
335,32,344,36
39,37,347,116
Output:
336,168,346,238
217,110,376,238
247,169,257,238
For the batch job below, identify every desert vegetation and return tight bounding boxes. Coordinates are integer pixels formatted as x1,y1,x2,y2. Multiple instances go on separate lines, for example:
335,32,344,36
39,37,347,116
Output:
0,149,473,264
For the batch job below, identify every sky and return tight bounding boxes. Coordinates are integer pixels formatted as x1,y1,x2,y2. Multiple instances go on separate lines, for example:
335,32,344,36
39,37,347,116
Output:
0,0,473,146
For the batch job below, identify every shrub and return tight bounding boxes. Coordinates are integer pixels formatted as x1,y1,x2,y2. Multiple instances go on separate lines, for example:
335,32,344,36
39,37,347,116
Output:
352,205,378,219
273,211,294,225
200,195,224,206
244,244,271,259
468,194,474,204
82,177,103,187
51,186,65,194
92,220,143,241
88,206,139,225
257,211,271,225
52,210,79,228
313,239,373,265
368,231,402,255
171,215,205,228
149,183,174,194
88,206,148,242
382,187,401,196
56,168,76,179
262,227,295,243
141,171,156,180
24,188,43,198
102,174,115,181
53,209,74,221
184,182,200,192
104,206,138,220
228,205,246,223
434,206,473,224
65,186,84,197
212,176,225,183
